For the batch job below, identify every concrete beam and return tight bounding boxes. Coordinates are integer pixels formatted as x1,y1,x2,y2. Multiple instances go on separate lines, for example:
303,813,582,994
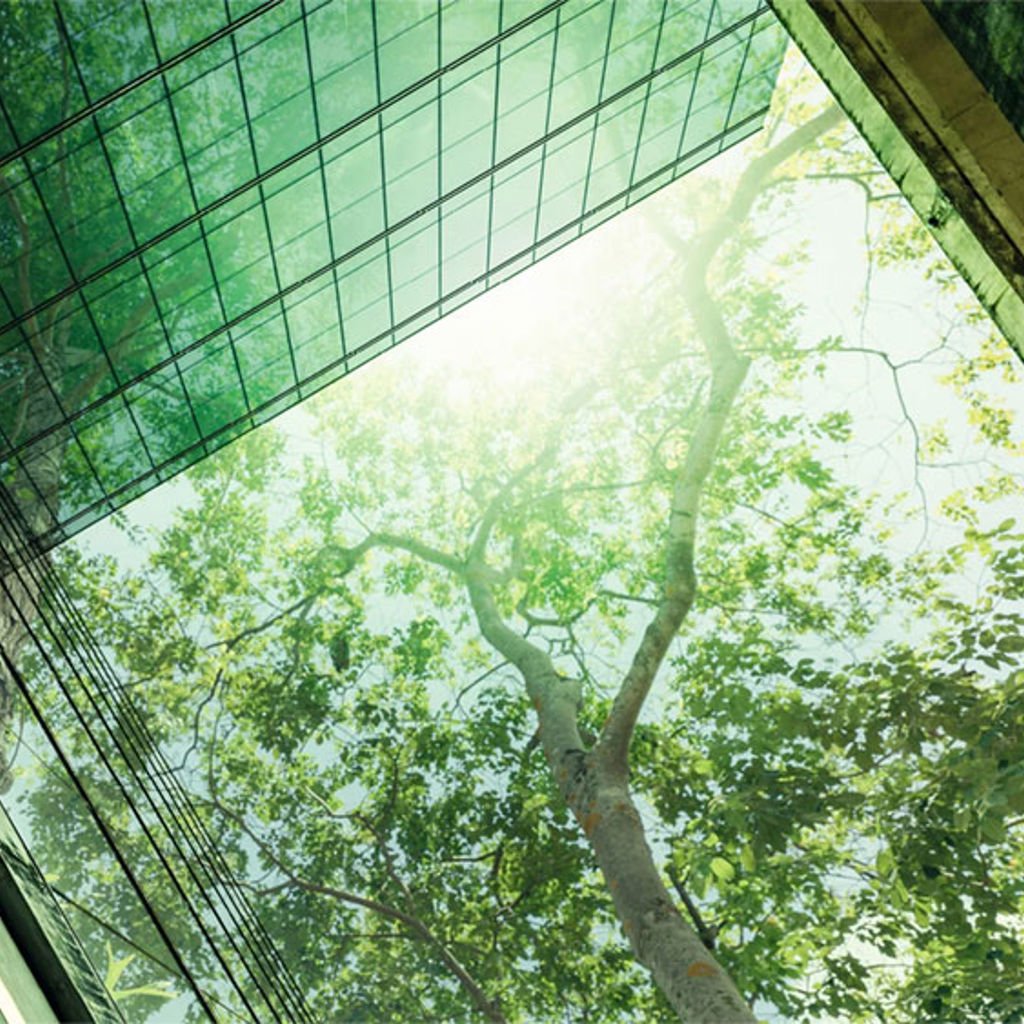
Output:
771,0,1024,360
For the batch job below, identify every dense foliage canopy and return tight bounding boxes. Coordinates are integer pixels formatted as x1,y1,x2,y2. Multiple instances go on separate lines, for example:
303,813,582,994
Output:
8,67,1024,1023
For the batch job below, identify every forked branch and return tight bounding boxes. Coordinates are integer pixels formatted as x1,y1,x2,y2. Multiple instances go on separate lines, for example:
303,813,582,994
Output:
598,105,844,775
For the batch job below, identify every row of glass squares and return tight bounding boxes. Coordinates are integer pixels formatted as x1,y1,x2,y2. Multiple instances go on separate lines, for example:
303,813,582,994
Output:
11,111,764,547
1,5,774,369
0,0,762,317
1,11,773,434
4,0,763,152
0,0,785,542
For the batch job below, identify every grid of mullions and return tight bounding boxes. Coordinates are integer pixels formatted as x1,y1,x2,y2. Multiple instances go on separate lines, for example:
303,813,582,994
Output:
0,0,785,546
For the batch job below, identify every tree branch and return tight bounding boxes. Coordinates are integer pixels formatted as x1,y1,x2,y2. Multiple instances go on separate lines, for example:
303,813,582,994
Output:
206,593,319,652
464,562,584,769
598,105,845,777
211,798,509,1024
647,104,844,280
367,531,464,576
597,341,747,773
667,864,719,952
468,443,557,564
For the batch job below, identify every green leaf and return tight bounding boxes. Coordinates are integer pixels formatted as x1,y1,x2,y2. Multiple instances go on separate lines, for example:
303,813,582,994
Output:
979,815,1006,843
710,857,735,883
952,806,972,830
875,847,895,877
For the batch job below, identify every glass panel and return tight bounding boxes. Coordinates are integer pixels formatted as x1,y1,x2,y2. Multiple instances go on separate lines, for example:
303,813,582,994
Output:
325,133,385,252
83,262,161,382
495,30,555,162
148,229,223,346
376,2,438,99
55,302,116,407
292,318,343,382
602,0,662,97
657,1,713,67
548,2,611,128
1,14,87,144
384,101,438,223
0,179,71,317
684,33,746,146
285,278,338,361
235,313,297,406
76,401,151,492
536,128,592,239
56,437,109,523
104,87,196,244
179,339,249,436
390,221,438,323
440,179,489,294
585,96,644,209
147,0,226,57
266,159,329,288
34,125,133,283
489,160,542,267
174,44,255,207
441,55,496,192
311,11,378,139
0,340,65,438
240,21,316,170
206,194,274,320
339,244,391,343
129,370,201,463
441,2,499,65
712,0,763,30
66,0,157,100
634,62,702,183
733,20,786,116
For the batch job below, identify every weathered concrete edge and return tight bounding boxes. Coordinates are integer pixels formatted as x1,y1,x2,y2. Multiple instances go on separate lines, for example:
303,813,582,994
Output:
769,0,1024,362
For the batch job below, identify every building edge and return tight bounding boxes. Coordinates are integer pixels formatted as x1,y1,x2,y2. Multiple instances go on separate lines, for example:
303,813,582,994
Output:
769,0,1024,362
0,801,124,1023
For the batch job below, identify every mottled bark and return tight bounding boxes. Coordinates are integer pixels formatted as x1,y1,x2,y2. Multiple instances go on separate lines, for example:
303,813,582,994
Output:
576,766,754,1023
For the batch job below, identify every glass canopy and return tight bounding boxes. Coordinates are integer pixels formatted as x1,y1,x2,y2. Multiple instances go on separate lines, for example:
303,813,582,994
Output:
0,0,786,546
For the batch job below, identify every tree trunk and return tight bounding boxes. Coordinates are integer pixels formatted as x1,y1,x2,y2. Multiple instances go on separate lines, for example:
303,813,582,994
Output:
465,574,757,1022
559,748,755,1022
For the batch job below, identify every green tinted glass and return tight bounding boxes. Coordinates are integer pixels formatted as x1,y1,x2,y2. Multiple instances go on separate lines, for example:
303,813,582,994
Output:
0,0,785,544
